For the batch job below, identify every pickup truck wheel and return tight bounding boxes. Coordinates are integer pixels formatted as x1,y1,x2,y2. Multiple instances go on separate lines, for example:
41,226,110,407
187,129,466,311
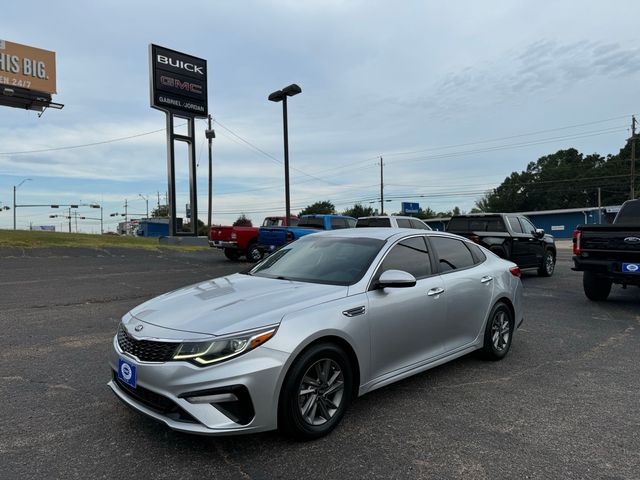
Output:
245,243,263,263
223,248,240,261
583,272,612,301
538,250,555,277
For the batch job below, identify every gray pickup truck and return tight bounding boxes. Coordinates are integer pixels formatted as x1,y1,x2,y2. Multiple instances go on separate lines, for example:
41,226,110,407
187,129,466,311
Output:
573,199,640,301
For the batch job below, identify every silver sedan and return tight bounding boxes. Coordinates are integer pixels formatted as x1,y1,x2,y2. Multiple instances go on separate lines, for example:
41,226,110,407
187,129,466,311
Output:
108,228,523,439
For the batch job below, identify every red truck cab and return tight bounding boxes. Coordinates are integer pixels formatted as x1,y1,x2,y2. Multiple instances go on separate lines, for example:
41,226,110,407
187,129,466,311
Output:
209,216,297,262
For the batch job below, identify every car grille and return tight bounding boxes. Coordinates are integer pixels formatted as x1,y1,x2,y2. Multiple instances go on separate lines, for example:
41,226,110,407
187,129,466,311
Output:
117,324,179,362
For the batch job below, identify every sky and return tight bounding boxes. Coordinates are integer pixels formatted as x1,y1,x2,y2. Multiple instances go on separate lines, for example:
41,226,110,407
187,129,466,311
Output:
1,0,639,232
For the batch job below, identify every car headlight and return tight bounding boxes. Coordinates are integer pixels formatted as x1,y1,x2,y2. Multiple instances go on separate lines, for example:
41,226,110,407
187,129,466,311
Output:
173,326,277,365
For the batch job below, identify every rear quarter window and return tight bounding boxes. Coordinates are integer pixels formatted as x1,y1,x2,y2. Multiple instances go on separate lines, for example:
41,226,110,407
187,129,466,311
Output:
356,218,391,228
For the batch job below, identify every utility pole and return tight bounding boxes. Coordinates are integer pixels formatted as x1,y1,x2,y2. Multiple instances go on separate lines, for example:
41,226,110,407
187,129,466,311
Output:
631,115,637,200
157,191,161,208
205,114,216,229
597,187,602,224
124,199,128,224
68,207,72,233
380,156,385,215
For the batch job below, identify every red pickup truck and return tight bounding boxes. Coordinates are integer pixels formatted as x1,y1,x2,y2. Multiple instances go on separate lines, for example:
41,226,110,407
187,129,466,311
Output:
209,216,298,262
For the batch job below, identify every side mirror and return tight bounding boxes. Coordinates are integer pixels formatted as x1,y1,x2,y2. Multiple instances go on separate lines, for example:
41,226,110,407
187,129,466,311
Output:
534,228,545,238
377,270,417,289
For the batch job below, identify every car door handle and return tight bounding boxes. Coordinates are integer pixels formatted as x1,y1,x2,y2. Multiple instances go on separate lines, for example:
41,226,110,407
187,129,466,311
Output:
480,276,493,284
427,287,445,296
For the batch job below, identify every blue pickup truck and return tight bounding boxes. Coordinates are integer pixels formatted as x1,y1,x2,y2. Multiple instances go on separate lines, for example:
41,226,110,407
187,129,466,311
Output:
258,214,356,253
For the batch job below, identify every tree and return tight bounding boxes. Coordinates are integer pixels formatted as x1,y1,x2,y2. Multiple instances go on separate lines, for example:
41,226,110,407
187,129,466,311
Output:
299,201,336,216
151,204,169,218
342,203,375,218
475,145,633,212
233,214,252,227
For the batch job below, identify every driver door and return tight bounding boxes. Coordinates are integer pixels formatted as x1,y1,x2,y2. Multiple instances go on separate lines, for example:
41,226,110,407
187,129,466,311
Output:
366,236,447,380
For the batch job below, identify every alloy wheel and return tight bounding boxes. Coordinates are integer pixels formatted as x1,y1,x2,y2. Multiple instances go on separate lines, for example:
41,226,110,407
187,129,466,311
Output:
298,358,344,426
491,311,510,352
546,254,555,275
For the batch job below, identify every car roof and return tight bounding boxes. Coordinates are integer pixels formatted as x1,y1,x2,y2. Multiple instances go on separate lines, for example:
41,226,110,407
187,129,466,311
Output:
314,227,463,242
357,216,425,221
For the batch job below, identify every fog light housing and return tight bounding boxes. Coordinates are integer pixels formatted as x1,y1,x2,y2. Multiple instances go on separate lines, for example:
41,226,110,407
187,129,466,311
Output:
179,385,255,425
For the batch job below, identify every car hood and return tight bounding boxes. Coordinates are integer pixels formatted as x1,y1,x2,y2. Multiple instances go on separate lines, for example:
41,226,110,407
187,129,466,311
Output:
128,273,347,336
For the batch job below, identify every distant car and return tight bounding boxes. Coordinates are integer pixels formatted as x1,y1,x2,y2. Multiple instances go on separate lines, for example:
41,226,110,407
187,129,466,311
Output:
210,216,298,263
356,216,432,230
446,213,556,276
258,214,356,253
109,228,523,440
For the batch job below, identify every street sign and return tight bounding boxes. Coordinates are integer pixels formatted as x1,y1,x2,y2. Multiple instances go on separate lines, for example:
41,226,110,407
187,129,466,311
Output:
402,202,420,214
149,44,207,118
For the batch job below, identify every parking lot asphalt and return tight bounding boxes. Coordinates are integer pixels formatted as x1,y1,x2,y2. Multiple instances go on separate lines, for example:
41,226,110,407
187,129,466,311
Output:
1,245,639,480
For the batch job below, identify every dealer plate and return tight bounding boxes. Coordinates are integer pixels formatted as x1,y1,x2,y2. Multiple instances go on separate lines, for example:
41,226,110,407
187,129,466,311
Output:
117,358,137,388
622,263,640,273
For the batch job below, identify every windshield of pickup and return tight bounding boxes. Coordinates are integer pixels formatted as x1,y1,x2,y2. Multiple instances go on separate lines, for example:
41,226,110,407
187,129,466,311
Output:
249,236,385,285
447,216,507,232
615,201,640,225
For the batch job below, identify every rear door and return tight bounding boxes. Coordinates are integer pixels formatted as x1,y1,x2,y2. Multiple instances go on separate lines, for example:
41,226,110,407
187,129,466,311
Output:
428,236,494,351
506,215,534,266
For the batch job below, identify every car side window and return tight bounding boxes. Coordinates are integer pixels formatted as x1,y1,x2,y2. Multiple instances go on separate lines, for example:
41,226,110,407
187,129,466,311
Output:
507,216,523,233
373,236,431,283
519,217,536,235
396,218,412,228
430,237,475,273
466,242,487,264
409,219,428,229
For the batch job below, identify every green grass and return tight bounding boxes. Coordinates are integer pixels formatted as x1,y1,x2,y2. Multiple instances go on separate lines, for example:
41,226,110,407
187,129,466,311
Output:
0,230,207,250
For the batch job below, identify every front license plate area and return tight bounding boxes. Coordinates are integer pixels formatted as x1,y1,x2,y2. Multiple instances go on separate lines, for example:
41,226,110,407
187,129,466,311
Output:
622,263,640,273
118,358,137,388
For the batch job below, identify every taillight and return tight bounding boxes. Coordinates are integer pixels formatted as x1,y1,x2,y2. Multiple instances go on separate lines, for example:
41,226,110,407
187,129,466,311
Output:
573,230,581,255
509,266,521,277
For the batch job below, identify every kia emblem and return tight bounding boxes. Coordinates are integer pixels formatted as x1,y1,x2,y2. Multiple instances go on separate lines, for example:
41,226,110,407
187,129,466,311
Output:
135,324,144,332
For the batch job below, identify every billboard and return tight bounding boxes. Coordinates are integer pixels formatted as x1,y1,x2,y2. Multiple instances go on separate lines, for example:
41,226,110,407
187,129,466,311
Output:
402,202,420,214
0,40,56,94
149,44,207,118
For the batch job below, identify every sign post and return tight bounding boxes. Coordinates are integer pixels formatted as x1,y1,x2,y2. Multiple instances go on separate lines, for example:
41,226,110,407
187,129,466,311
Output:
149,44,207,236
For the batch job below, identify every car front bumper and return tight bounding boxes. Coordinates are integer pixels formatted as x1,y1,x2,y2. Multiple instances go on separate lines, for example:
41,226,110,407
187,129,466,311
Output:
108,335,289,435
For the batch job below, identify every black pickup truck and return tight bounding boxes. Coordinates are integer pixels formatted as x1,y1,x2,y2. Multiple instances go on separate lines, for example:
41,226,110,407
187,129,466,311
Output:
572,199,640,301
447,213,557,276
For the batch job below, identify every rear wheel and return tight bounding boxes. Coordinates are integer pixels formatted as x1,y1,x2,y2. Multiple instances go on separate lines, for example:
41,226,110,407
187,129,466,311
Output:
538,250,555,277
279,343,353,440
480,302,514,361
245,243,263,263
223,248,240,261
583,272,612,301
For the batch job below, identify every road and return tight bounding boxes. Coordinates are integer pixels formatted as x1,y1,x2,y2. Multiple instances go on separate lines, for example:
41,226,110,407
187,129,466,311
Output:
1,246,638,479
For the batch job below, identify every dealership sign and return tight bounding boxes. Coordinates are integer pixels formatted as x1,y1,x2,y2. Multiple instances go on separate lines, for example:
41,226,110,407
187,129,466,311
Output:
402,202,420,214
0,40,56,94
149,44,207,118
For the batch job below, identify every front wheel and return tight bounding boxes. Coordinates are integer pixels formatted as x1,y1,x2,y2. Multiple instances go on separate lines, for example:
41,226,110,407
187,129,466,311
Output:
279,343,353,440
223,248,240,261
480,302,514,361
538,250,555,277
583,271,612,301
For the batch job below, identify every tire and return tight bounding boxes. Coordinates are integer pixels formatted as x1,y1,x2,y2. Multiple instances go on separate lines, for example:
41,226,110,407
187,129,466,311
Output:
480,302,514,361
583,271,612,301
279,343,353,440
245,243,263,263
538,249,556,277
223,248,240,261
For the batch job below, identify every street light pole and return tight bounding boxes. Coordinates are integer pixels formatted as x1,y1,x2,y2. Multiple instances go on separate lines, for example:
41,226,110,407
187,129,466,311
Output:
269,84,302,226
13,178,32,230
205,115,216,230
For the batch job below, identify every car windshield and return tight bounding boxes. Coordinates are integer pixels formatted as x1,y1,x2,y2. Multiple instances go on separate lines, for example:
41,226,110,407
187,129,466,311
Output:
249,236,385,286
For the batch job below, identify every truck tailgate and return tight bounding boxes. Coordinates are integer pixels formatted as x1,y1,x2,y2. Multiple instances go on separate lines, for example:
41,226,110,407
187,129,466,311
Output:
210,226,234,242
579,226,640,254
258,227,287,250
